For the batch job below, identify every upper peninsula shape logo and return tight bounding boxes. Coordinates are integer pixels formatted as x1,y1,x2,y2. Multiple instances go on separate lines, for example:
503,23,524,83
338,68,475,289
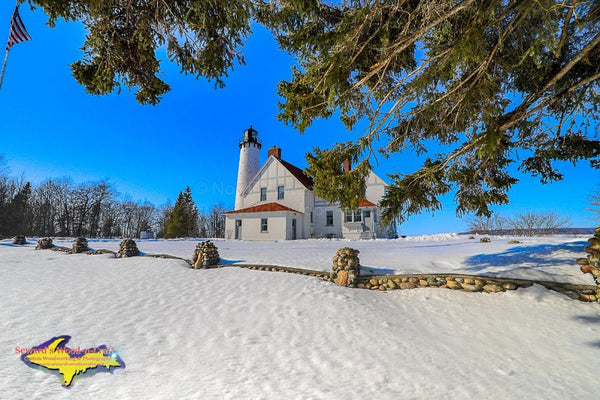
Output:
19,335,125,387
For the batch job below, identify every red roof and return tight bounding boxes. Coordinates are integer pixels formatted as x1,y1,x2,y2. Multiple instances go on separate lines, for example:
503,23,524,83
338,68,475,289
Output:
279,159,314,190
224,202,304,215
358,199,376,207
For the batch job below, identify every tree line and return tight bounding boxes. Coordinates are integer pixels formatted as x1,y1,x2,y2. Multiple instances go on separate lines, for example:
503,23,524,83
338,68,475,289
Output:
0,165,226,239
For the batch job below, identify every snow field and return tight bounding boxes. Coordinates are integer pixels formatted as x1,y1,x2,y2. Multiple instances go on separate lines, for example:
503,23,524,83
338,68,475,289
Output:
1,236,599,399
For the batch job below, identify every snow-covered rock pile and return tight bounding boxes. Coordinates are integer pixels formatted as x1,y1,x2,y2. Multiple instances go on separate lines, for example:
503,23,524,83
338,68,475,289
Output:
35,237,53,250
117,239,140,258
12,235,26,245
329,247,360,287
192,241,220,269
578,226,600,302
72,237,89,253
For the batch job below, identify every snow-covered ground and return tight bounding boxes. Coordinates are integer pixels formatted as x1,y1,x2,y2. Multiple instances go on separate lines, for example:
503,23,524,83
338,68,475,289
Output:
1,235,599,399
54,233,596,284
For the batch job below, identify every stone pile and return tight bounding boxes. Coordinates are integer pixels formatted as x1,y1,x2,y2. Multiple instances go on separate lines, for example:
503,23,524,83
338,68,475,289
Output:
72,237,89,253
12,235,26,245
192,241,220,269
36,238,53,250
577,226,600,302
117,239,140,258
330,247,360,287
480,237,491,243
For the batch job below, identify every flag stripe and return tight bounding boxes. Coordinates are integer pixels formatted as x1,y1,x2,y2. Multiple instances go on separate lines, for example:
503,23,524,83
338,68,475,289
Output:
6,8,31,50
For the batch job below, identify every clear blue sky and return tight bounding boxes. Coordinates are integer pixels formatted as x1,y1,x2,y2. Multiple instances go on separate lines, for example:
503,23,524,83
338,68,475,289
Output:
0,5,598,235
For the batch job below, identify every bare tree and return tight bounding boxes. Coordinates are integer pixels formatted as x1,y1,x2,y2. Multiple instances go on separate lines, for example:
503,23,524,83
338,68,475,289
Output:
207,205,227,238
468,214,507,234
468,211,571,235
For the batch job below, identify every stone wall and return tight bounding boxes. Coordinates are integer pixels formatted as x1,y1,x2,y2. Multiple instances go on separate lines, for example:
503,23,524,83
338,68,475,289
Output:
27,240,599,303
577,227,600,302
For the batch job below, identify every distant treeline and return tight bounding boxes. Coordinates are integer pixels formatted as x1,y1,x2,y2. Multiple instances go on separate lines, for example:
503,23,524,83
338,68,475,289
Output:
466,212,575,236
0,168,226,239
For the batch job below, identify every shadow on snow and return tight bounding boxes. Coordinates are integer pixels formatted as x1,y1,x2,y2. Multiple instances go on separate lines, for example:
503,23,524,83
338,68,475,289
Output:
462,241,587,272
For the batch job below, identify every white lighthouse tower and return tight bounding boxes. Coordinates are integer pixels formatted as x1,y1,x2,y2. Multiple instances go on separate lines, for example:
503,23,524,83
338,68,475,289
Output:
235,125,262,209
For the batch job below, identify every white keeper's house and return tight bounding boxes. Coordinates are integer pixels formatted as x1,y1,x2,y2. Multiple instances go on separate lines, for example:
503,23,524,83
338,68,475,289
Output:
224,126,394,241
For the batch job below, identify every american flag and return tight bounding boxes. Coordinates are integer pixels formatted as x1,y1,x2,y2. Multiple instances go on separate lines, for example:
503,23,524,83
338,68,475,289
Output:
6,7,31,51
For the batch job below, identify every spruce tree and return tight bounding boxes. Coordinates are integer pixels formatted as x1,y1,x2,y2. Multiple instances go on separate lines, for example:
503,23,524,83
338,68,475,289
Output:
31,1,600,224
7,182,32,235
164,187,200,238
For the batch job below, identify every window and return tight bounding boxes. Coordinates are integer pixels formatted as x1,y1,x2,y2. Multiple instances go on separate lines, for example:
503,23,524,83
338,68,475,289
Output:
344,210,352,223
344,210,363,222
364,210,371,218
326,211,333,226
260,187,267,201
310,211,313,224
277,185,284,200
261,218,268,232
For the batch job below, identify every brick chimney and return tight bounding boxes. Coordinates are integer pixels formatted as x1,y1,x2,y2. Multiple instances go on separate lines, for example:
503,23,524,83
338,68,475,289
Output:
268,146,282,160
343,158,351,172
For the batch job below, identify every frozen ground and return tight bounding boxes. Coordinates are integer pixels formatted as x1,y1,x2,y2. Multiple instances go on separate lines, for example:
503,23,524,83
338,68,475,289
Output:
1,235,599,399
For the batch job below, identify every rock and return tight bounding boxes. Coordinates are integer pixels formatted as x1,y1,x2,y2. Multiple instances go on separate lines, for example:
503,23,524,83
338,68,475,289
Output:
369,278,378,286
12,235,26,245
419,279,428,287
468,236,475,239
581,265,595,274
585,246,598,254
35,238,53,250
483,283,504,293
116,238,140,258
502,282,518,290
588,237,600,250
463,278,475,284
72,237,89,253
480,237,491,243
507,240,522,244
399,282,417,290
461,283,483,292
579,293,597,302
386,280,397,289
474,279,486,286
336,270,349,286
576,258,590,265
446,281,462,290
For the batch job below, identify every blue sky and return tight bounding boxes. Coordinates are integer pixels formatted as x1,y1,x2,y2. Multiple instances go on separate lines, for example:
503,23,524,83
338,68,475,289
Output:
0,5,598,235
